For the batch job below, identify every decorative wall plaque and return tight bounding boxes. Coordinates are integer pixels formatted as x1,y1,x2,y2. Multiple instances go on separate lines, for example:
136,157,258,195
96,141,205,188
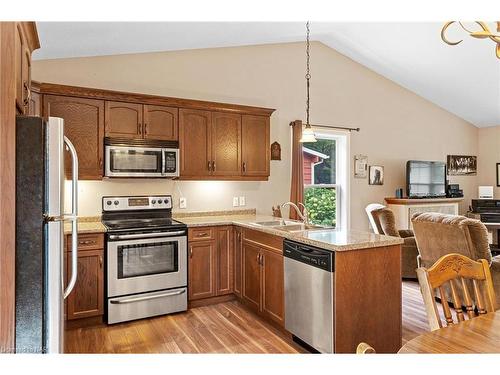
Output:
271,141,281,161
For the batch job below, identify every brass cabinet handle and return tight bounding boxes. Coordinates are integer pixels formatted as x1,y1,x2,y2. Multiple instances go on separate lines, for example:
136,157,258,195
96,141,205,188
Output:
196,232,209,237
207,160,211,172
99,256,103,268
212,161,216,172
144,122,148,136
99,158,103,169
242,162,246,172
257,253,260,264
189,247,193,258
138,123,142,135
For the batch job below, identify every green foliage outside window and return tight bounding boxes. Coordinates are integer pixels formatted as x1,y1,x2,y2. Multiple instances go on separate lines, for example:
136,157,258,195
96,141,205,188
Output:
304,187,336,227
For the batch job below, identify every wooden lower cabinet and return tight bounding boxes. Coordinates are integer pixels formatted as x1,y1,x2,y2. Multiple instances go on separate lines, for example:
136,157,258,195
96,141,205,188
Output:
188,240,217,300
241,241,261,311
241,229,285,326
65,233,105,321
188,226,233,302
233,227,243,297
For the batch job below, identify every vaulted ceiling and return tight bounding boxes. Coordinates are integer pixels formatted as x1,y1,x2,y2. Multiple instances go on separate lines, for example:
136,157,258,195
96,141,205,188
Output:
34,22,500,127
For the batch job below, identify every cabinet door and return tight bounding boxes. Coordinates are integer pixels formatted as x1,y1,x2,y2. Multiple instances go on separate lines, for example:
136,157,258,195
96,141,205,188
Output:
188,240,217,300
179,109,212,177
66,249,104,320
233,227,243,298
241,115,270,177
105,101,143,139
211,112,241,176
216,226,233,296
261,249,285,325
143,105,178,141
242,241,261,311
43,95,105,180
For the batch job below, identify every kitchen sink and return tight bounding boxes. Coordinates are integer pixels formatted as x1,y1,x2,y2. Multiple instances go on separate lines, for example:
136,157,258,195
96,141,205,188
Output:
251,220,327,232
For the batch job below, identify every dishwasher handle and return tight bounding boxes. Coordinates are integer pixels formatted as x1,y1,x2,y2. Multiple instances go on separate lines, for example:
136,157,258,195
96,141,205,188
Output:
283,239,334,272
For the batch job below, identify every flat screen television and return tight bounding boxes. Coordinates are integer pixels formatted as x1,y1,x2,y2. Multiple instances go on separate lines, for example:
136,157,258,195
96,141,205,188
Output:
406,160,446,198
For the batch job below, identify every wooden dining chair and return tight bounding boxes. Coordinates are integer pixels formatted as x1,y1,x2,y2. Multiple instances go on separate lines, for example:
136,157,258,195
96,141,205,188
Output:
356,342,376,354
416,253,497,331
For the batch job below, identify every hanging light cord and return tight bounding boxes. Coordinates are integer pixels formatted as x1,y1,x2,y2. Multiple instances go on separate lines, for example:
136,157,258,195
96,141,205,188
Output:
305,21,311,127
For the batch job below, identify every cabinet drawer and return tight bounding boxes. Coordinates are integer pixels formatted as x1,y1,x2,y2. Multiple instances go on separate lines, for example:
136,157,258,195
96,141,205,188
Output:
188,227,216,242
66,233,104,252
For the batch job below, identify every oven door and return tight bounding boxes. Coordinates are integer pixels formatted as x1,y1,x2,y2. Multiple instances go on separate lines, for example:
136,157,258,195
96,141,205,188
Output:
105,145,164,177
107,234,187,297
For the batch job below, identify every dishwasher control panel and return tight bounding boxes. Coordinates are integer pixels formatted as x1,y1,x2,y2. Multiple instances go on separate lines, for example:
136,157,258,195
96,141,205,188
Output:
283,239,334,272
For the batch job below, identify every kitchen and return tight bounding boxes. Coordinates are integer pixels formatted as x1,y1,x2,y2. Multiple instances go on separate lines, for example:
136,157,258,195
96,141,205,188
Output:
1,20,407,357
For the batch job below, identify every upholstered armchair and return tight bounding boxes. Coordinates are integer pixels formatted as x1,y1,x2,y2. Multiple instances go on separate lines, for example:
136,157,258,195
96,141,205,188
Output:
411,212,500,308
365,204,419,279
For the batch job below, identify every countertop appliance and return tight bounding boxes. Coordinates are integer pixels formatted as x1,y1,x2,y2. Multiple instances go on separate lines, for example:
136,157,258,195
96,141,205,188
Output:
15,116,79,353
104,138,179,178
283,239,334,353
102,195,187,324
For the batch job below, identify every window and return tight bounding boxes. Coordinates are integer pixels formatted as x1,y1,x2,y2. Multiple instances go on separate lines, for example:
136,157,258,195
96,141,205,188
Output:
303,130,349,228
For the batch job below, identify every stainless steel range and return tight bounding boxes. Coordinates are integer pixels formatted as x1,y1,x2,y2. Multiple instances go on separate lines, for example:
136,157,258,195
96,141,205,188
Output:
102,195,187,324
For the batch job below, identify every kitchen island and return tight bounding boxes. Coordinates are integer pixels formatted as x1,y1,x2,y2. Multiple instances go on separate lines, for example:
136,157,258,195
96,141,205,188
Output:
178,212,404,353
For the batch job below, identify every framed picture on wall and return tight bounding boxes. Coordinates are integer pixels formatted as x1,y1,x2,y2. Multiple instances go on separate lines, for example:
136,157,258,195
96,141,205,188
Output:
369,165,384,185
447,155,477,176
354,154,368,178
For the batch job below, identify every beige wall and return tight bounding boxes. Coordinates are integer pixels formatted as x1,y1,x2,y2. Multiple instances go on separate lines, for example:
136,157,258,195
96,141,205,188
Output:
33,41,479,230
477,126,500,197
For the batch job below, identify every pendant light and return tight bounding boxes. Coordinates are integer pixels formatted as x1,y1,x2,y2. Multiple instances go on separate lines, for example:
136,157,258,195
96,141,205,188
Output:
299,21,317,143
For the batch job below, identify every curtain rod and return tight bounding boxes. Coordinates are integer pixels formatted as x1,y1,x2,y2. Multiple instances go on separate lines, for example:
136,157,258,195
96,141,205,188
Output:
290,121,360,132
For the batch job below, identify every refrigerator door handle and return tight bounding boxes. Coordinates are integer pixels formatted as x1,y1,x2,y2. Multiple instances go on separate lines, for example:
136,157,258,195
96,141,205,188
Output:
63,136,79,299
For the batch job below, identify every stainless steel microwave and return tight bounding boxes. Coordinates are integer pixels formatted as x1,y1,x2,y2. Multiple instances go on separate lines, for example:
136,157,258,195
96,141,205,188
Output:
104,138,179,178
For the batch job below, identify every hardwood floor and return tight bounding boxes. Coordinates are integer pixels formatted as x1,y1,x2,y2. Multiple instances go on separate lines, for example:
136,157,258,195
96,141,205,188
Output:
65,281,430,353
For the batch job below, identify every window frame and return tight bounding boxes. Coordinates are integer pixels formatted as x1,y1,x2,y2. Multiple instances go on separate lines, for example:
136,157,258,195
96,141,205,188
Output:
303,129,350,229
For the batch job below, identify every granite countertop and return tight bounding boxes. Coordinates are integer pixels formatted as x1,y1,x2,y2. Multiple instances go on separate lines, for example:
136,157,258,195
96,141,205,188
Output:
176,214,404,252
63,217,106,235
64,212,403,251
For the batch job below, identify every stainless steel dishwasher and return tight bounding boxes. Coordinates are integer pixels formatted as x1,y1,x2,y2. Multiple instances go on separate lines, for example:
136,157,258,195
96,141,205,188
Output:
283,239,334,353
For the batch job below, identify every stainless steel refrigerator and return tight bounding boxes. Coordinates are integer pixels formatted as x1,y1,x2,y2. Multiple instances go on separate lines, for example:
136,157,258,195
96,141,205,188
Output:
15,116,79,353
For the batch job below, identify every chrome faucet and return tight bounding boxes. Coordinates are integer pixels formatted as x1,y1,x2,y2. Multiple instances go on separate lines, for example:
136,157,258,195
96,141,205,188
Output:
280,202,310,225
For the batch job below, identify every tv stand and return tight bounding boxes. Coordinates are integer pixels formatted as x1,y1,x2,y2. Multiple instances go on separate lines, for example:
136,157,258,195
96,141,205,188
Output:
385,197,463,230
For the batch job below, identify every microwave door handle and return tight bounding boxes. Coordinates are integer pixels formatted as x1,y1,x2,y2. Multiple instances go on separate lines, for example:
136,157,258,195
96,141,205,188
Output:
63,136,79,299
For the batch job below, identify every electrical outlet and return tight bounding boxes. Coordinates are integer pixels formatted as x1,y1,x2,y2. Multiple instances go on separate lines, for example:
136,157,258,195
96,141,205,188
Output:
233,197,239,207
239,196,246,206
179,197,187,209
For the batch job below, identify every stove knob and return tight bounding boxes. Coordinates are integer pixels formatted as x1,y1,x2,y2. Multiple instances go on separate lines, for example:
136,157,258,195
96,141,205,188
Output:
158,199,163,204
114,200,119,206
152,200,156,204
106,200,112,206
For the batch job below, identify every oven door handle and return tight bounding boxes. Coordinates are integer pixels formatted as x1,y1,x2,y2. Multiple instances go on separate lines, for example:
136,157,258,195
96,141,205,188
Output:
108,230,185,240
109,289,186,304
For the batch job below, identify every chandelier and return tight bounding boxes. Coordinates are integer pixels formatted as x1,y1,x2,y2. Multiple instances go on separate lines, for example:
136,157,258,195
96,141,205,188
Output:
299,21,317,143
441,21,500,59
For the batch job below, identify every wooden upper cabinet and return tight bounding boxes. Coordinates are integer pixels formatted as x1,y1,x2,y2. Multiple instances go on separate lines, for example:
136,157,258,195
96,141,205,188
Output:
143,105,178,141
179,109,212,177
242,115,270,177
211,112,241,176
105,101,143,139
43,95,105,180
